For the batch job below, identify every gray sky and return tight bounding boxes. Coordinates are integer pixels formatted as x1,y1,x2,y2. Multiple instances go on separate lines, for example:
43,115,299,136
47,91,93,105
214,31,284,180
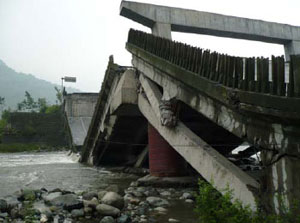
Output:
0,0,299,92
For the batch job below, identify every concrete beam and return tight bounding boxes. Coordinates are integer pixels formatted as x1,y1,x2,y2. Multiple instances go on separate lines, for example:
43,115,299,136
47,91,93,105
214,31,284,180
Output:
138,73,259,209
110,69,140,116
121,1,300,58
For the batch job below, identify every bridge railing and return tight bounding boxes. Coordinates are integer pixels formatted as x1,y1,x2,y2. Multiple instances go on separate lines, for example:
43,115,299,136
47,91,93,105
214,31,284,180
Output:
128,29,300,98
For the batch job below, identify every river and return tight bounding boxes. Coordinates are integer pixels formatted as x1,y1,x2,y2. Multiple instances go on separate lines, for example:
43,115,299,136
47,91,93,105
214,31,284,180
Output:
0,151,137,198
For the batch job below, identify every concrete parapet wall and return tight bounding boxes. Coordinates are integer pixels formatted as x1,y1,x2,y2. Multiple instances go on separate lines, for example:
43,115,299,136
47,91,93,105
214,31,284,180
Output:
64,93,98,118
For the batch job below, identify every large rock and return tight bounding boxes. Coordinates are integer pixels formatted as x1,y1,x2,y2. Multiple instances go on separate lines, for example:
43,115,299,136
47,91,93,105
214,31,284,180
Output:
118,214,131,223
42,192,62,203
5,196,20,210
105,185,120,193
82,191,98,201
33,201,51,214
100,216,115,223
98,191,108,200
96,204,120,217
83,197,99,209
71,208,84,218
49,194,83,211
146,197,170,207
101,192,124,209
0,199,7,212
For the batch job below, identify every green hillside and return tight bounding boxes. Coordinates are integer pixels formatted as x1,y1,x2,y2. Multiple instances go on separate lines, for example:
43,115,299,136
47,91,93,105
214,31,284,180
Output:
0,59,79,111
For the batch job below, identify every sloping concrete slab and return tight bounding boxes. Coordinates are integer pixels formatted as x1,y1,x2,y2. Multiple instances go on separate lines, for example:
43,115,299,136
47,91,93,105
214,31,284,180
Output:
68,117,92,146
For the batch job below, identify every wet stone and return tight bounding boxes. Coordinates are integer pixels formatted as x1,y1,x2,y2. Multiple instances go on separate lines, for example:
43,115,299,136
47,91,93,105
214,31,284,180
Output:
0,200,7,212
71,208,84,218
82,191,98,201
96,204,120,217
83,197,99,209
182,192,194,200
43,192,63,203
50,194,83,211
100,216,115,223
118,214,131,223
101,192,124,209
105,185,120,194
98,191,108,200
146,197,170,208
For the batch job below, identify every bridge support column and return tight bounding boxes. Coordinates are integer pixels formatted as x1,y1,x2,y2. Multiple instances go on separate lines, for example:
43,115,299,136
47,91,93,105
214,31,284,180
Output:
261,152,300,213
284,40,300,61
148,123,185,177
152,22,172,40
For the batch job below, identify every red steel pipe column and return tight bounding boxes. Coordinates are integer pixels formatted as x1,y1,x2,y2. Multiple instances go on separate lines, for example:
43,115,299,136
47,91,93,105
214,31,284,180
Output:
148,124,186,177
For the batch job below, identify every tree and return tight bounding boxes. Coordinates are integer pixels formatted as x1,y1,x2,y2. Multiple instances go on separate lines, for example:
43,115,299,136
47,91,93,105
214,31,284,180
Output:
17,91,38,112
54,87,62,104
37,98,47,113
0,97,5,112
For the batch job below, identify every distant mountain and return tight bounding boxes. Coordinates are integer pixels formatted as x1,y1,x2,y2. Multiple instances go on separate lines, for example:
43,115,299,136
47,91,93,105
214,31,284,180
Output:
0,59,79,111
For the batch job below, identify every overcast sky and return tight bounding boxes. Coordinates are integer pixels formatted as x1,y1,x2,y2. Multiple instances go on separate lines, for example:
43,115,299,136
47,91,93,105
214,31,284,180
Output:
0,0,299,92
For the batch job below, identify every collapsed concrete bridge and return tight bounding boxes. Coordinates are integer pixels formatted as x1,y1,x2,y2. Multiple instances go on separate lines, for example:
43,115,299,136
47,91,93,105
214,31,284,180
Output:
80,1,300,212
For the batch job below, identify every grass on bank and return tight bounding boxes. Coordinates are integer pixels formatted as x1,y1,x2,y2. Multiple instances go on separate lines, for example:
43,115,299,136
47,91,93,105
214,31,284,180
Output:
194,180,300,223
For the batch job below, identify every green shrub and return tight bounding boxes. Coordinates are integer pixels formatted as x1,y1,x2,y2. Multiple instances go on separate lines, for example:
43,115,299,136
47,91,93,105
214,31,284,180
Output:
194,179,300,223
0,143,41,153
45,105,61,114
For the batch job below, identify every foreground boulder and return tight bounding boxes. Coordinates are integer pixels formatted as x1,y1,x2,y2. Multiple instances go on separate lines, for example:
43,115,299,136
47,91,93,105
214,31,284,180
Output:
0,199,7,212
101,192,124,209
49,194,83,211
96,204,120,217
146,197,170,208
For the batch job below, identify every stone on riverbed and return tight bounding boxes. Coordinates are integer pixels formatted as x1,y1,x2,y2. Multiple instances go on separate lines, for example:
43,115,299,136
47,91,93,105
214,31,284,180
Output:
118,214,131,223
100,216,116,223
98,191,108,200
82,191,98,201
146,197,170,208
42,192,62,203
71,208,84,218
105,185,120,194
49,194,83,211
101,192,124,209
5,196,21,210
96,204,120,217
0,199,7,212
83,197,99,209
154,207,167,213
33,201,51,214
182,192,194,200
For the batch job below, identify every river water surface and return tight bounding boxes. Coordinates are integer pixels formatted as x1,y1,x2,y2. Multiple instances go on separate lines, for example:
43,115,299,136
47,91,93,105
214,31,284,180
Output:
0,151,137,198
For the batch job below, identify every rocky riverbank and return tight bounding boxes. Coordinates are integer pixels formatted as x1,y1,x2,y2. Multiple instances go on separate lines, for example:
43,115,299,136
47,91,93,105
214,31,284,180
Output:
0,176,198,223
